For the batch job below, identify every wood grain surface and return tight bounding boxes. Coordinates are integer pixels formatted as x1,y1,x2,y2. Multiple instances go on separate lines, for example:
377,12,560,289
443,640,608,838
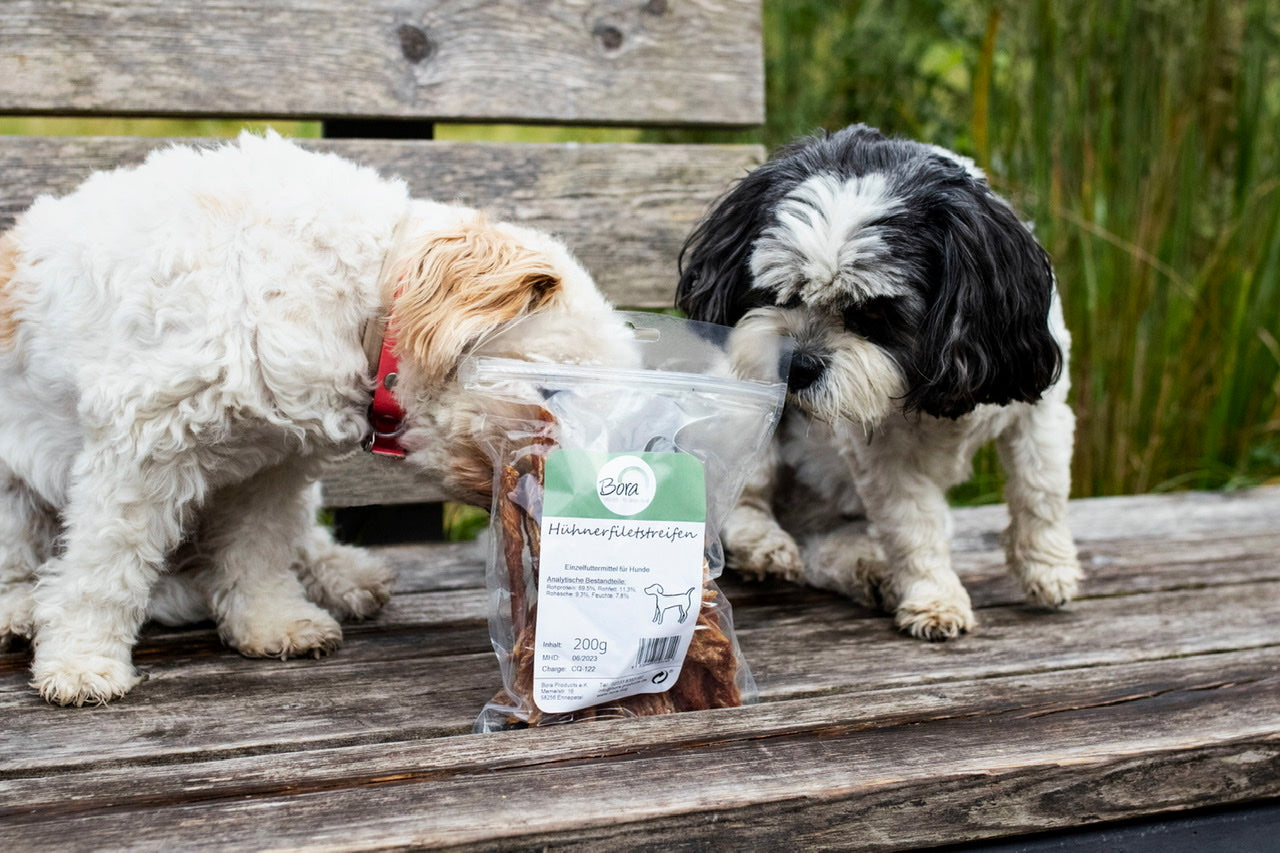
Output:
0,0,764,126
2,487,1277,850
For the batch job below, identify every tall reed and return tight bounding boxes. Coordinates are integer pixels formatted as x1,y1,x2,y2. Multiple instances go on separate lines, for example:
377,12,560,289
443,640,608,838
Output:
998,0,1279,495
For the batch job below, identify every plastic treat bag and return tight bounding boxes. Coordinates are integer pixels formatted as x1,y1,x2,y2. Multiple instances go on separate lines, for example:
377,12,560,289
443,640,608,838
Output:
465,312,790,731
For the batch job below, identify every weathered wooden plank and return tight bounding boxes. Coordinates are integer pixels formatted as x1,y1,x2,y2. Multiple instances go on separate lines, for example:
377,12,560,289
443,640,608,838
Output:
952,485,1280,548
0,0,764,126
1,649,1273,824
0,490,1275,848
375,486,1280,598
379,519,1280,607
321,453,449,507
0,136,761,309
372,540,486,594
3,569,1276,771
737,581,1280,694
327,436,1280,515
1,652,1276,850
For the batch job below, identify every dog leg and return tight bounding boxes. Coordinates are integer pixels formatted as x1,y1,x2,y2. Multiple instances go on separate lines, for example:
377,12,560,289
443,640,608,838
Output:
796,520,887,608
855,465,974,641
149,498,393,627
294,484,393,621
31,447,202,705
998,399,1081,608
147,564,215,626
723,445,804,583
0,470,56,650
202,464,343,660
146,533,230,627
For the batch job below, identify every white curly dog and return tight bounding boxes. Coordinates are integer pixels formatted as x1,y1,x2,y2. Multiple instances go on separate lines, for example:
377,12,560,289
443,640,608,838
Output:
0,132,631,705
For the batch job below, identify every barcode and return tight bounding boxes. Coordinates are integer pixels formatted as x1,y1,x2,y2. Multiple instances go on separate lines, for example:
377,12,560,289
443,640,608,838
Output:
636,635,681,667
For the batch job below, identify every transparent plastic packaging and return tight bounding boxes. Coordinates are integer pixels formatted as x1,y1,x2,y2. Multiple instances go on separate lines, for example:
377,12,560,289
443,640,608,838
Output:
465,312,789,731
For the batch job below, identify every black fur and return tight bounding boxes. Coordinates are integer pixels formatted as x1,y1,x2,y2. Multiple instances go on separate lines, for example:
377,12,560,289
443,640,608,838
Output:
905,173,1062,418
677,123,1063,419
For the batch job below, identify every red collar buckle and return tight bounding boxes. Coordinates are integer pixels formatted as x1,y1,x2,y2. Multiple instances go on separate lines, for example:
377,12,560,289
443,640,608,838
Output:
366,331,407,459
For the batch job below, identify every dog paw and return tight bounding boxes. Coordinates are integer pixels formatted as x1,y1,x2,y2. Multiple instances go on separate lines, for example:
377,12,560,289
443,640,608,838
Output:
31,652,143,706
221,603,344,660
895,598,976,642
330,582,392,621
299,543,394,621
1018,558,1082,609
728,528,805,584
0,583,35,651
851,556,895,612
797,529,887,602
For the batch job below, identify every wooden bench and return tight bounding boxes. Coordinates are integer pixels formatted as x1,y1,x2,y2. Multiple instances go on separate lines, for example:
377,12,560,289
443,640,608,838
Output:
3,2,1279,849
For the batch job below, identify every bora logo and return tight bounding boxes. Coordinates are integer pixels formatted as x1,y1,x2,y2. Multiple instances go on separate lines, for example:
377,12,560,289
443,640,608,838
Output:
595,455,657,516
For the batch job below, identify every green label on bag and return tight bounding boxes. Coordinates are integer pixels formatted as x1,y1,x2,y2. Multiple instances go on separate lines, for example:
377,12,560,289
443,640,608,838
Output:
543,450,706,522
534,449,707,714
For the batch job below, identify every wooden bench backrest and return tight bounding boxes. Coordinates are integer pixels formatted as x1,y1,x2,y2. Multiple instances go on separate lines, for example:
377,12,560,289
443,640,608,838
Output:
0,0,762,126
0,0,765,509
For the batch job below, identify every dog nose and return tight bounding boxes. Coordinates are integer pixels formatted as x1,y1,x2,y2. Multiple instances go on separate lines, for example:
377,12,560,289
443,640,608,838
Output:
788,351,827,392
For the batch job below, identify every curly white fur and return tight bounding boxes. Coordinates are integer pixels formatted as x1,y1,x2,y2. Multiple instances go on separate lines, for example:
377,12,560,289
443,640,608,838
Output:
0,132,630,704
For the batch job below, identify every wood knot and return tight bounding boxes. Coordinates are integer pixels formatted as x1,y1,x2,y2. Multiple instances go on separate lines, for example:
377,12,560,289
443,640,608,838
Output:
593,23,624,52
397,24,433,64
644,0,668,15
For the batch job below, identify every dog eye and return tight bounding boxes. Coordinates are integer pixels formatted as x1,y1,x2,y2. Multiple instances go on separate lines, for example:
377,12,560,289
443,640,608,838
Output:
841,307,869,336
842,297,897,343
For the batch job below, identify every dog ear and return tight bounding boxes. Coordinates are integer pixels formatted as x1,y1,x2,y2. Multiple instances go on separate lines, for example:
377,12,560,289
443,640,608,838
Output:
677,159,799,326
904,184,1063,419
0,231,20,349
391,218,561,385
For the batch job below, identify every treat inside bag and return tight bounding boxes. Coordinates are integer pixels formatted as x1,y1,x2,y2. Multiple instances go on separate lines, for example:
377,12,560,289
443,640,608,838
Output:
465,312,790,730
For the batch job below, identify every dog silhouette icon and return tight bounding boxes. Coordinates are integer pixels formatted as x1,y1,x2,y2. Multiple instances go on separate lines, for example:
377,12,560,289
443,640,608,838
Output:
643,584,696,625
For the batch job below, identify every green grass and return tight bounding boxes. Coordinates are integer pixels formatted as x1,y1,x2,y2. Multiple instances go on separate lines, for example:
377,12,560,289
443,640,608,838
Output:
997,0,1280,496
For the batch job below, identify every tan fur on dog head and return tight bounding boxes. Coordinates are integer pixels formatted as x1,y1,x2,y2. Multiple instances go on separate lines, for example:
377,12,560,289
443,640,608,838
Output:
0,231,21,350
390,216,561,385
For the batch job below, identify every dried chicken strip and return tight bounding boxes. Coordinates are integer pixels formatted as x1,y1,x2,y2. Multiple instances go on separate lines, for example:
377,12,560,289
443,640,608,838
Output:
497,464,529,638
491,447,743,726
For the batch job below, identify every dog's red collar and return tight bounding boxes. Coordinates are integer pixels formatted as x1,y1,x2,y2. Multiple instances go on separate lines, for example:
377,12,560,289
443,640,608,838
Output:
365,317,407,458
363,224,409,459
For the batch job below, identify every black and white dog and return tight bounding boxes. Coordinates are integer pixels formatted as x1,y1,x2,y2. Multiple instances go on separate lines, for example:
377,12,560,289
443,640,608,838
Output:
680,124,1080,640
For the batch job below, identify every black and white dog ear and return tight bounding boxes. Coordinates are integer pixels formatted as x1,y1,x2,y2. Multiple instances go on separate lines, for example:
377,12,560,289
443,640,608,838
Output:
676,163,788,326
906,184,1063,419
